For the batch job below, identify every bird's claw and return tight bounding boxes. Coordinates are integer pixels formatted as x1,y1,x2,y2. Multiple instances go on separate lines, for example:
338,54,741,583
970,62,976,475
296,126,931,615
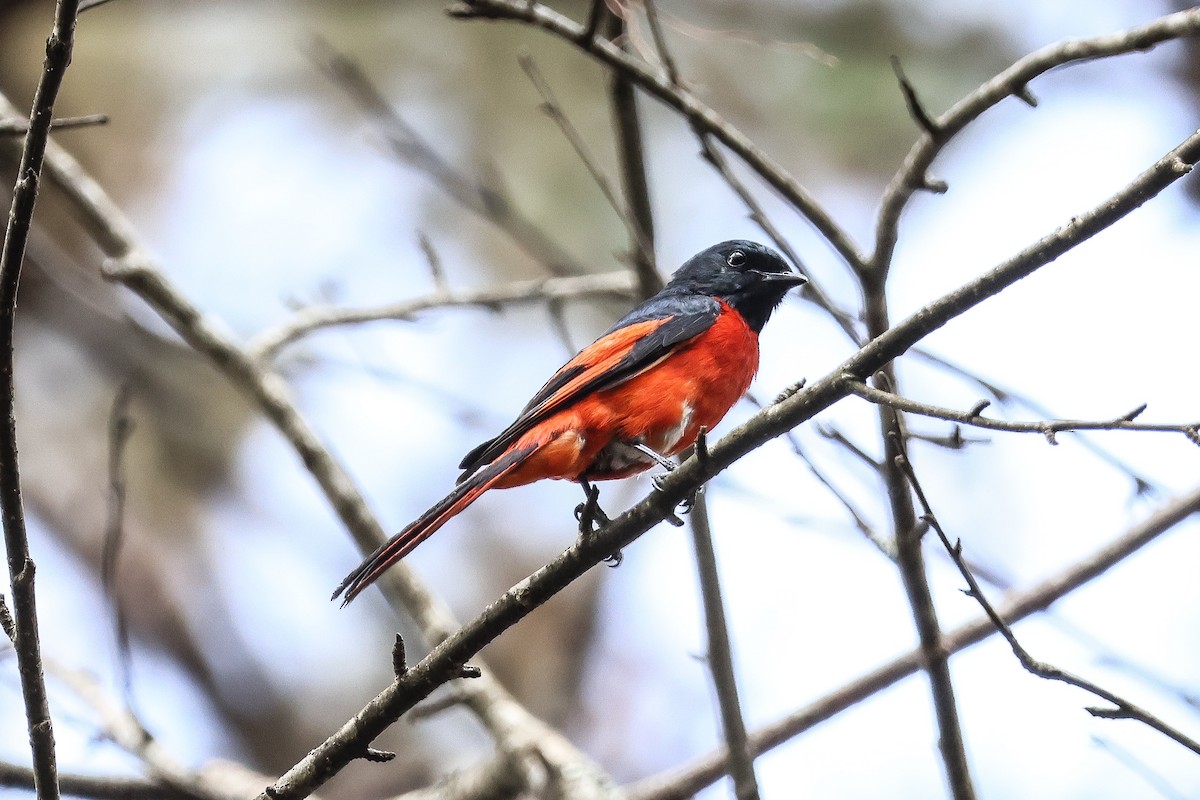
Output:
575,483,610,535
651,475,700,525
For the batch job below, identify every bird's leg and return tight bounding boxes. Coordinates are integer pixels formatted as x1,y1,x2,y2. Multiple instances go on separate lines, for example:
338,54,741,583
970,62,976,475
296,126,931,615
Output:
574,479,609,531
645,437,705,522
574,479,622,566
632,442,676,471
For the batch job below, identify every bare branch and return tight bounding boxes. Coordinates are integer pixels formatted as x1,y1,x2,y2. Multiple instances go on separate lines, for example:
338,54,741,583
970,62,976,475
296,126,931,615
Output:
888,56,943,143
0,3,83,799
872,8,1200,273
603,7,662,297
45,660,240,800
893,440,1200,757
0,761,207,800
0,113,108,136
626,482,1200,800
248,270,636,360
687,493,761,800
308,38,588,277
447,0,869,271
519,52,656,289
100,381,135,706
847,380,1200,446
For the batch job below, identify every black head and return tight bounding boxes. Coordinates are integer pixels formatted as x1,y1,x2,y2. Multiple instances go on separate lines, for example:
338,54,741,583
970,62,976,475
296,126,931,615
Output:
666,240,806,332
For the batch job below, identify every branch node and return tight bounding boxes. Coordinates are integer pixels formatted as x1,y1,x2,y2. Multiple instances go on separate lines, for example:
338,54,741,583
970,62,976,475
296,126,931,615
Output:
392,634,408,677
1086,705,1127,720
1120,403,1148,422
1014,83,1039,107
889,55,942,139
459,664,482,679
0,595,15,642
774,379,806,405
920,175,949,194
967,399,991,417
363,748,396,763
694,426,710,465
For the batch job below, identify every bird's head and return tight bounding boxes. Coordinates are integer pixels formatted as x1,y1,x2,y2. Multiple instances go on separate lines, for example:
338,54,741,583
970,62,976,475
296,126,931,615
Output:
667,240,807,332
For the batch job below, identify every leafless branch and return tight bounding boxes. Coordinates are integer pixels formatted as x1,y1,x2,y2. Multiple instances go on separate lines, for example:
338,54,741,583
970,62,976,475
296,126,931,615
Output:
626,481,1200,800
603,7,661,296
45,660,240,800
0,3,82,799
100,381,135,706
847,380,1200,446
893,439,1200,757
871,8,1200,273
743,392,888,556
687,492,760,800
0,761,206,800
308,37,589,278
446,0,869,271
0,113,107,136
247,270,636,360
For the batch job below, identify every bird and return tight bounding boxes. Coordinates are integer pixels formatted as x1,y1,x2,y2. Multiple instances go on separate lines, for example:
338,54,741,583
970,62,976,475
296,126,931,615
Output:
333,240,805,605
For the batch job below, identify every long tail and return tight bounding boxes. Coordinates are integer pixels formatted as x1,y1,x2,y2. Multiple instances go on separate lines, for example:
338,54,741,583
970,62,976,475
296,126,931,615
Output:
332,445,535,606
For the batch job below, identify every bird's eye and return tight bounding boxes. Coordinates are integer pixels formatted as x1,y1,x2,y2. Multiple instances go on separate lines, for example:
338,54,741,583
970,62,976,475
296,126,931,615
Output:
726,250,746,268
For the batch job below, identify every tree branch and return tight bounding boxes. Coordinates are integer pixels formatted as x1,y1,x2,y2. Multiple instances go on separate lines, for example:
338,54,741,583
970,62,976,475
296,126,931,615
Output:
871,7,1200,274
894,442,1200,757
446,0,869,271
247,270,636,360
603,7,661,296
0,3,82,799
687,491,760,800
847,380,1200,446
625,481,1200,800
308,38,589,278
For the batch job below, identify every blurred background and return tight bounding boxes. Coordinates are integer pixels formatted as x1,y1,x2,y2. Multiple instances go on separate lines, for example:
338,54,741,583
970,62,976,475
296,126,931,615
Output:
1,0,1198,798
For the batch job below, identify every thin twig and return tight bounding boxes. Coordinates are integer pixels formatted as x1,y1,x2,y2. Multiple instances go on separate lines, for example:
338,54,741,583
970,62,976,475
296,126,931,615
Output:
626,482,1200,800
100,381,135,707
893,439,1200,757
520,52,656,286
604,6,661,296
872,8,1200,274
909,347,1161,494
742,393,889,557
0,3,82,799
888,56,943,143
308,37,588,278
248,270,636,360
687,492,760,800
0,113,108,136
0,761,208,800
870,363,976,800
447,0,869,271
44,660,238,800
847,379,1200,446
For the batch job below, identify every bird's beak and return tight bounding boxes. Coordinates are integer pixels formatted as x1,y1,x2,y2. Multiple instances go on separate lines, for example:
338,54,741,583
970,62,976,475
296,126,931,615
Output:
755,270,808,288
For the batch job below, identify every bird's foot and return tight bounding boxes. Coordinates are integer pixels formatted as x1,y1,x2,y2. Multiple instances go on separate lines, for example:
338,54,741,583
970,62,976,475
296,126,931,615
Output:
574,482,610,534
651,473,702,526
